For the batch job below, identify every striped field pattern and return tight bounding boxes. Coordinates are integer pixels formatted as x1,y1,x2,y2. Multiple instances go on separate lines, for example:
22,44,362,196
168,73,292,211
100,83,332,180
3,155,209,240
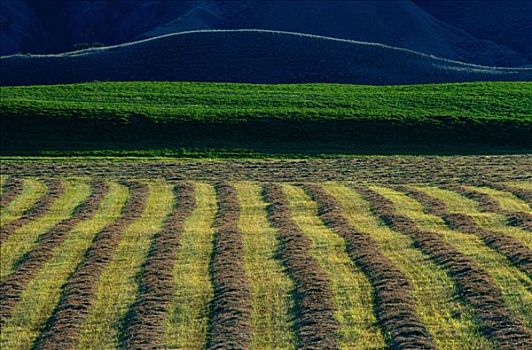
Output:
0,177,531,349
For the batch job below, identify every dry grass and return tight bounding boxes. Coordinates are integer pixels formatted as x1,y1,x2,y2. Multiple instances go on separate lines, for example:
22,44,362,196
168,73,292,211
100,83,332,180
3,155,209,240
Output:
470,186,530,213
0,179,90,281
234,182,296,349
0,177,530,348
0,181,128,350
387,185,532,328
282,184,386,349
163,183,216,349
324,183,492,349
76,180,173,349
0,179,47,227
444,185,531,248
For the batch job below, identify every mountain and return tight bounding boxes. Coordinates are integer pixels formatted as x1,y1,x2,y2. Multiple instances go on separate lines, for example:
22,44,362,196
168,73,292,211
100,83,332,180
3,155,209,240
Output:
413,1,532,59
0,1,40,55
1,1,530,67
0,1,196,54
142,0,529,67
2,30,530,86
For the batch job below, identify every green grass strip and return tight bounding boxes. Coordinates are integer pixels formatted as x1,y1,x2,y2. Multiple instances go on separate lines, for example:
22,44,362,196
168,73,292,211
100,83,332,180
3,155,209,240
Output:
76,180,173,349
2,81,531,122
0,179,47,226
163,182,216,349
323,183,492,349
282,184,386,349
383,185,532,328
234,182,295,349
0,182,128,350
0,179,90,281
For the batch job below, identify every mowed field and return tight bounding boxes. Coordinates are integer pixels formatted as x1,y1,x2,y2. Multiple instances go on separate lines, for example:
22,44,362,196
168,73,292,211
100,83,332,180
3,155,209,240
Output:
0,157,531,349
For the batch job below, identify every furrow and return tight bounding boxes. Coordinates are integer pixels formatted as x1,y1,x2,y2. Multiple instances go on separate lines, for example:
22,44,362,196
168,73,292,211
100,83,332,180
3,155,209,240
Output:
0,179,65,243
354,185,532,350
301,184,435,350
0,178,24,209
262,183,338,349
0,181,109,329
398,185,531,276
447,184,531,231
206,183,252,350
121,183,196,350
489,183,532,207
32,182,149,350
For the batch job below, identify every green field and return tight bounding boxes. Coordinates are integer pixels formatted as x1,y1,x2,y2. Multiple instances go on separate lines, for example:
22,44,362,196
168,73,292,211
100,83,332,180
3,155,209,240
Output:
1,81,531,156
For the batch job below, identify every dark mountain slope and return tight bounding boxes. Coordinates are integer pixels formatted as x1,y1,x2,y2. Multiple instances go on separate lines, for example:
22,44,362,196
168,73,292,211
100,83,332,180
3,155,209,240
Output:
0,1,196,54
0,1,40,55
1,30,530,86
414,1,532,59
1,1,529,67
143,0,528,67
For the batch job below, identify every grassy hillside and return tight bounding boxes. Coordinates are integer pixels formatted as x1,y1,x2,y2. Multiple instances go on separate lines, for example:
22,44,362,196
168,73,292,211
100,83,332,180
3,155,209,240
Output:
1,30,531,86
1,81,531,156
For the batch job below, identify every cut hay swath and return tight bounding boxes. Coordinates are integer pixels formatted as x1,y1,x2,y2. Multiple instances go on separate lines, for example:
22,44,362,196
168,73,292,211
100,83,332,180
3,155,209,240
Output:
489,183,532,206
0,172,530,349
33,182,149,349
398,185,532,276
0,179,64,243
448,184,532,231
262,183,339,349
0,178,24,210
0,181,109,328
354,186,531,349
302,184,434,349
122,183,196,349
206,183,252,349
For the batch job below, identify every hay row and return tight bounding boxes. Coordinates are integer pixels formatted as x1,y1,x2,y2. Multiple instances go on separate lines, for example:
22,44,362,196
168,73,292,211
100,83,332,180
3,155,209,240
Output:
0,179,65,243
33,182,149,350
0,181,109,328
206,183,252,349
0,177,24,209
356,186,532,349
400,186,531,277
489,183,532,207
262,183,338,349
121,183,196,349
448,185,531,231
301,184,435,349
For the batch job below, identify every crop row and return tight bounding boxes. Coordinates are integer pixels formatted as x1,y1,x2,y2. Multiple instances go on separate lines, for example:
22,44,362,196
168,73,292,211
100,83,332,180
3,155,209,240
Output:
0,178,530,349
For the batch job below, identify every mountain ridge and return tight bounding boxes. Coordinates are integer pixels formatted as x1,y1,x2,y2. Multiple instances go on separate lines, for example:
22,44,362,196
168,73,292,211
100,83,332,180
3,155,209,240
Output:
2,0,530,67
2,29,530,86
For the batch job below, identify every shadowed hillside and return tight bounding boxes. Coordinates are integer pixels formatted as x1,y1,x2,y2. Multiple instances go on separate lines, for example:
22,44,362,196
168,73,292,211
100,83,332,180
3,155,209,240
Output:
414,1,532,60
1,1,530,66
1,30,531,86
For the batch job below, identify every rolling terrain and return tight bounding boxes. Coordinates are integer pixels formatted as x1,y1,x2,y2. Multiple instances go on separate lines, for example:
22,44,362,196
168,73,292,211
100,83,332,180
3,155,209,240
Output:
1,3,531,349
1,30,531,87
1,81,531,156
2,1,531,67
